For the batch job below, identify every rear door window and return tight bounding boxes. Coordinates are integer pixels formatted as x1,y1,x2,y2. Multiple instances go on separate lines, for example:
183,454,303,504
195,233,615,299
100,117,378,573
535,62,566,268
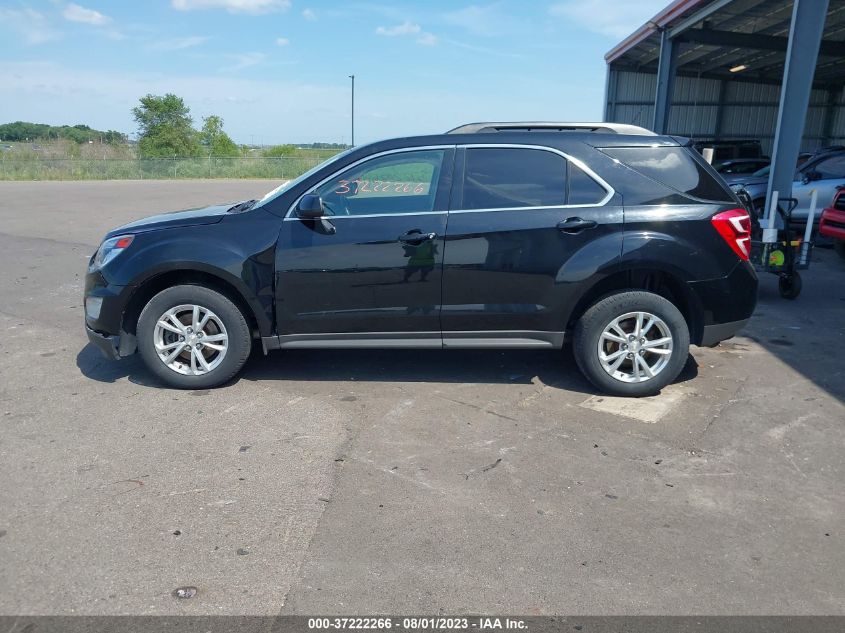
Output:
603,146,733,202
568,163,608,205
461,147,609,209
462,147,566,209
812,154,845,179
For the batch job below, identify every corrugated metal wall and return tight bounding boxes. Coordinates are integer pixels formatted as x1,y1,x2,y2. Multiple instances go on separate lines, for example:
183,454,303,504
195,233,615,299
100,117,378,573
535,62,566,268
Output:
605,69,845,154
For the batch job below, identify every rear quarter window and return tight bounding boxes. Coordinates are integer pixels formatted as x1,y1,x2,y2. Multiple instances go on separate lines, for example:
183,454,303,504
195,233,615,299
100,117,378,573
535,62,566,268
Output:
603,146,734,202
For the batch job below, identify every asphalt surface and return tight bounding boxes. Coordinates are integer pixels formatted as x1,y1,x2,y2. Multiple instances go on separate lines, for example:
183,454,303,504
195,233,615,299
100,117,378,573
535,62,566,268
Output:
0,180,843,616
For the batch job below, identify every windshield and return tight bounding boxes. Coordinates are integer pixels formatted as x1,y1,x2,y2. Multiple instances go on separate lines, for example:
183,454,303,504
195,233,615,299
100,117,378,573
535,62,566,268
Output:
253,148,356,208
751,165,770,177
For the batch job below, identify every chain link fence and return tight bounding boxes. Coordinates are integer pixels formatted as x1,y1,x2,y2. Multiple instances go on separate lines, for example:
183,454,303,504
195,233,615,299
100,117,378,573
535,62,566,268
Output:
0,156,326,181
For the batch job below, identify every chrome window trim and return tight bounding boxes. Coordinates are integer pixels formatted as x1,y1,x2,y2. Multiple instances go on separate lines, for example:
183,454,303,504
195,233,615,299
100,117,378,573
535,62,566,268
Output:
283,211,446,221
455,143,615,210
285,145,456,220
284,142,615,220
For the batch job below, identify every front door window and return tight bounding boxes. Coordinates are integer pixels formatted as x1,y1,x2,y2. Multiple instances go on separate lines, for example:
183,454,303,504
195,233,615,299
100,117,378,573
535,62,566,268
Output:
309,150,446,216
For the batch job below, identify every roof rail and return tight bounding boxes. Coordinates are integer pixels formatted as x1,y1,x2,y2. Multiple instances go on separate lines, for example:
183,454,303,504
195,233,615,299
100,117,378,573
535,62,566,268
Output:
445,121,656,136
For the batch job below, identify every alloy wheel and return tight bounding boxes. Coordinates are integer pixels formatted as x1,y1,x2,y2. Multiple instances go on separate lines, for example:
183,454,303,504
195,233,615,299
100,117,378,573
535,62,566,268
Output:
153,304,229,376
597,311,673,383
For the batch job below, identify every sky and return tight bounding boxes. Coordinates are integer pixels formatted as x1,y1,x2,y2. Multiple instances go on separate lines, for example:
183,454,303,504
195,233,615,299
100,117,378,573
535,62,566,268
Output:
0,0,668,145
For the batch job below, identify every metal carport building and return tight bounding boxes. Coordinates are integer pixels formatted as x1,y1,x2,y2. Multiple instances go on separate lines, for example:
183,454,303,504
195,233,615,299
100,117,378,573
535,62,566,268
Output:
604,0,845,224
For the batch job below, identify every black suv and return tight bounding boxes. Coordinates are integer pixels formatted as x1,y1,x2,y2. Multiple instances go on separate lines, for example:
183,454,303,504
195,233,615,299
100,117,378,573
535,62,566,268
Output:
84,122,757,397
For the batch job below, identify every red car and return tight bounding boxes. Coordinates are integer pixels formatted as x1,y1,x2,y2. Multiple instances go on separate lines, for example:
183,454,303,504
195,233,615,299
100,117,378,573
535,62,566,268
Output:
820,189,845,260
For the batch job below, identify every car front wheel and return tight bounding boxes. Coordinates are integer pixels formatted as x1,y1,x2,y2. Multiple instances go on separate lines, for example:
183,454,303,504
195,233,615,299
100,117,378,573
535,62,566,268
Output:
573,291,690,397
137,285,252,389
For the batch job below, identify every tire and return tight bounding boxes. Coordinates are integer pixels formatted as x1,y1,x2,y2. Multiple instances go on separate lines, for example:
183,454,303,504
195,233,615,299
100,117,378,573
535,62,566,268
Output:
137,285,252,389
834,240,845,261
573,291,690,398
778,272,802,300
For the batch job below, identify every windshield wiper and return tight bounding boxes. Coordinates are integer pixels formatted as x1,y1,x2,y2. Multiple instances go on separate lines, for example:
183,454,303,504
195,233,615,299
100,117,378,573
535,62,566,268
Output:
227,199,258,213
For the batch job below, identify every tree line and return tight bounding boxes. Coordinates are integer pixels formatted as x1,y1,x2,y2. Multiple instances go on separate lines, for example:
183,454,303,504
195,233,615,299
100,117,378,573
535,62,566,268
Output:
0,122,126,145
131,94,348,157
2,93,348,158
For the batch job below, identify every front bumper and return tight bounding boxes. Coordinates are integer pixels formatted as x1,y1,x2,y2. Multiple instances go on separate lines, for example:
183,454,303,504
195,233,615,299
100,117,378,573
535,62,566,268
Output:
84,267,136,358
86,325,121,360
86,324,137,359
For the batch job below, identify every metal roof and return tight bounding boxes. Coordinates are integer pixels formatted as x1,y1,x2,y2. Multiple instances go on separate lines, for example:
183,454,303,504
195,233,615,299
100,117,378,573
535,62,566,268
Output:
606,0,845,87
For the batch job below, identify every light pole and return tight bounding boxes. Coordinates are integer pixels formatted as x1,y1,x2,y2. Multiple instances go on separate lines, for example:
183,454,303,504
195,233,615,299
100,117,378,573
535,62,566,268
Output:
348,74,355,147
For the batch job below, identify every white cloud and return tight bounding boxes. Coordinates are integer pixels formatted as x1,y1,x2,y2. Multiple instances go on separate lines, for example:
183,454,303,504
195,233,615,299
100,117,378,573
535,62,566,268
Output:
442,4,508,37
443,38,524,59
150,36,210,51
376,21,421,37
275,37,290,46
171,0,291,15
62,3,111,26
375,21,436,46
548,0,668,39
219,52,267,72
301,8,316,21
0,8,60,44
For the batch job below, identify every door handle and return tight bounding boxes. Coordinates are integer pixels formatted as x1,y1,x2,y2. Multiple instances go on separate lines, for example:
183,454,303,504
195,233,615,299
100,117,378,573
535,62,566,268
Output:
557,217,597,234
398,230,436,244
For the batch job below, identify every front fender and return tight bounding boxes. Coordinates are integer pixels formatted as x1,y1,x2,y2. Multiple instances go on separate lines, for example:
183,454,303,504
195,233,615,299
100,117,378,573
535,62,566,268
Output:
100,215,279,336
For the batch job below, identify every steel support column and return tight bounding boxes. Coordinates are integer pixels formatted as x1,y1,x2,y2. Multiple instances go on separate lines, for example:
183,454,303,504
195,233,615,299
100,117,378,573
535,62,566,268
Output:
653,29,678,134
604,66,619,122
821,87,839,146
766,0,830,227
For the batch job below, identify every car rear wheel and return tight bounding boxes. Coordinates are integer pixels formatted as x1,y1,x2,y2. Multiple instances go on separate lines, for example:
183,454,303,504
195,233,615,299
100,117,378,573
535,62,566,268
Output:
137,285,252,389
573,291,690,397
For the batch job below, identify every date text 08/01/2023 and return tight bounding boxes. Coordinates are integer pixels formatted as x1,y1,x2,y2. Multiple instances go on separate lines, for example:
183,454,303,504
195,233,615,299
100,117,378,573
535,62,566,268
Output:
307,617,528,630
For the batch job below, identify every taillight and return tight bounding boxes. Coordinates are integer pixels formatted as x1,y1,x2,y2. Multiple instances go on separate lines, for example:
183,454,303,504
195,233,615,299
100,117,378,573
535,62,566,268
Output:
711,208,751,261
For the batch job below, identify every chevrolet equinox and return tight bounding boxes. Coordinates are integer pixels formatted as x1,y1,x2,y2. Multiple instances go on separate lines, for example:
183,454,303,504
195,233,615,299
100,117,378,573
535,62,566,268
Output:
84,122,757,397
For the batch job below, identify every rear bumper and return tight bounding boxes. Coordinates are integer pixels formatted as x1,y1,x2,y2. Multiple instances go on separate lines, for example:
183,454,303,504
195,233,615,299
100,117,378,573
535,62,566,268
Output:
819,208,845,240
687,260,757,346
700,318,749,347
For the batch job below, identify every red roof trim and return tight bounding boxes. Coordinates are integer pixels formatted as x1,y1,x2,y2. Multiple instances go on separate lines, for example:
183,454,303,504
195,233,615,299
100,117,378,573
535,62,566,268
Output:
604,0,709,64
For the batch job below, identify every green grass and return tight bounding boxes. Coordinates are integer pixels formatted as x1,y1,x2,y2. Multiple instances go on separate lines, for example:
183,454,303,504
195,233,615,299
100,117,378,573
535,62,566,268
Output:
0,155,335,181
0,142,344,180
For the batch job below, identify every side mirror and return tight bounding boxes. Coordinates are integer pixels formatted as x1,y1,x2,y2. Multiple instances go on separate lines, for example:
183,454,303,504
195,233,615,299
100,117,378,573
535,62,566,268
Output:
803,170,821,184
296,194,324,219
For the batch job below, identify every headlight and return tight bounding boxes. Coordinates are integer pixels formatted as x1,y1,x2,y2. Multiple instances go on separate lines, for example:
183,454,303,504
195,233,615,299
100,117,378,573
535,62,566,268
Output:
93,234,134,269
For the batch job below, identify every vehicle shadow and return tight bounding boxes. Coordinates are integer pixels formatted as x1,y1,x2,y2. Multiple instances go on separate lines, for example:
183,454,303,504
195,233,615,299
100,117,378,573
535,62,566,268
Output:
75,343,159,387
741,246,845,404
78,340,699,396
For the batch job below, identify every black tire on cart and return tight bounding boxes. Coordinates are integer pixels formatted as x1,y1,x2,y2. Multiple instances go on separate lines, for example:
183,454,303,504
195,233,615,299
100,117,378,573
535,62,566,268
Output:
778,272,802,300
834,240,845,260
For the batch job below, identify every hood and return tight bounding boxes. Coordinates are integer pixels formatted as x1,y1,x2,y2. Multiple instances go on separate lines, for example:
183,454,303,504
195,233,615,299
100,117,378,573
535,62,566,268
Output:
106,203,232,238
